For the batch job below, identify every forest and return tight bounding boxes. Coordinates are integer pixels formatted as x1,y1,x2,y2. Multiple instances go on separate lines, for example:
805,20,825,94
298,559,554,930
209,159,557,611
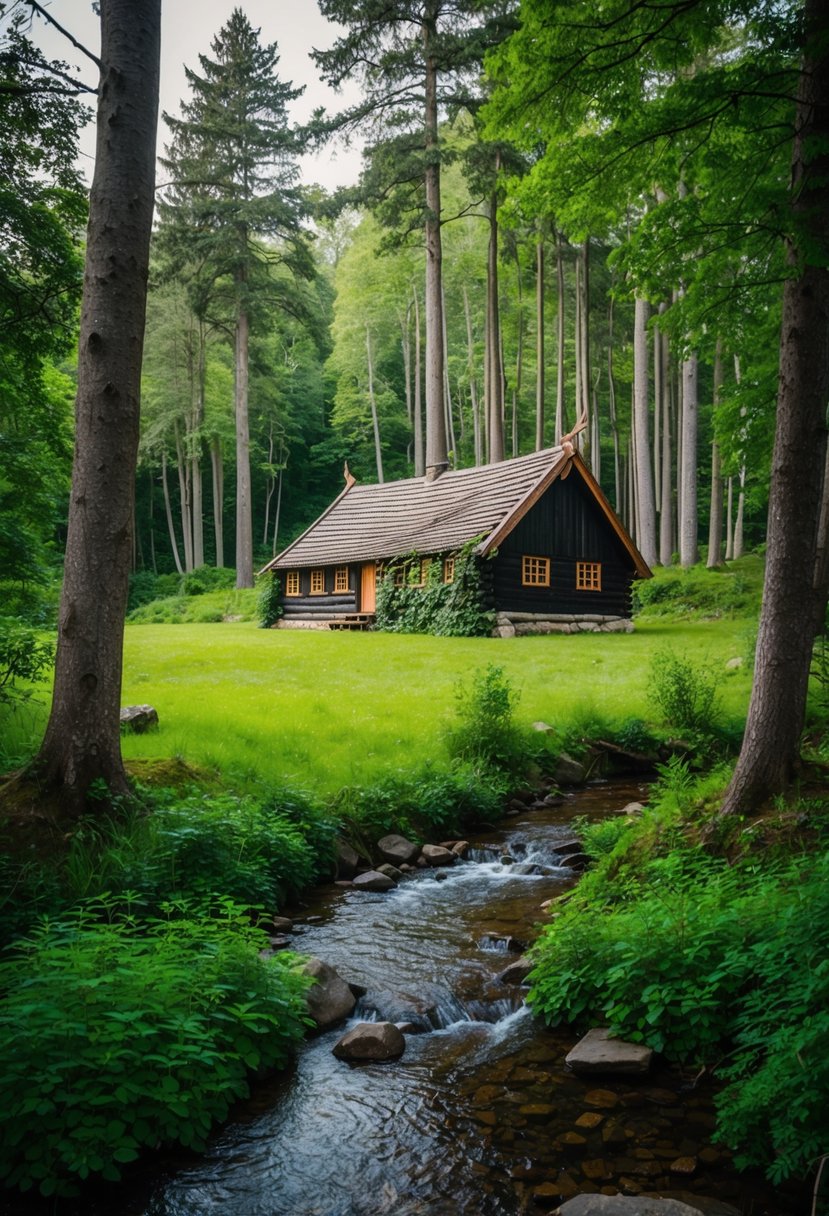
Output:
1,0,828,1210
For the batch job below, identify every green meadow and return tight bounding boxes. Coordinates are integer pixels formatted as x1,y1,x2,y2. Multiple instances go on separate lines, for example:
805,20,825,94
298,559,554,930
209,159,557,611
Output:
116,617,751,790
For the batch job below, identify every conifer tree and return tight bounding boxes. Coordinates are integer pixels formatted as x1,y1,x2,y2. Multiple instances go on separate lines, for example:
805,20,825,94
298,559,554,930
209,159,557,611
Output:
159,9,313,586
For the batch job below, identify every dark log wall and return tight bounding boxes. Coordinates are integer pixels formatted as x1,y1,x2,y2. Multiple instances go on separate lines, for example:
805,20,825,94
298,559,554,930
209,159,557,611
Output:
493,473,636,617
280,566,358,617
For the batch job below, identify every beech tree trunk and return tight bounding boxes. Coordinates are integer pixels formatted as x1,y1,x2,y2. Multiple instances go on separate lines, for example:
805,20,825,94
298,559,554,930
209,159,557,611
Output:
366,325,384,483
190,321,206,568
413,283,424,476
234,301,254,587
32,0,161,805
211,436,224,567
633,293,657,566
555,230,566,442
422,19,448,480
707,340,724,567
486,189,505,463
679,351,698,567
463,285,481,466
535,238,545,450
174,419,193,572
659,308,674,566
162,450,184,576
722,0,829,813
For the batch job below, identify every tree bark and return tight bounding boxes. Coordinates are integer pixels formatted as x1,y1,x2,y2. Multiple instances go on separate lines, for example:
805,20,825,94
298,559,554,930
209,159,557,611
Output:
211,435,224,567
555,229,566,443
462,285,481,466
535,237,544,450
422,16,448,480
659,308,674,566
512,246,524,458
679,350,698,567
161,450,184,576
413,282,424,476
633,293,657,566
234,300,254,588
174,419,193,572
486,187,505,463
722,0,829,813
32,0,161,805
707,339,724,567
366,324,384,483
190,319,206,569
607,298,621,514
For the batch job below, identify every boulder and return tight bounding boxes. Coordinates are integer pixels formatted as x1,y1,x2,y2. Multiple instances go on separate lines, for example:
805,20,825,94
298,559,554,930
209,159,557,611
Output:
377,833,420,865
615,802,645,817
565,1028,653,1077
555,1200,716,1216
725,656,743,670
554,838,584,856
352,870,395,892
303,958,357,1030
360,990,437,1028
452,840,470,857
533,720,555,733
119,704,158,733
557,852,591,871
270,915,294,933
377,863,404,882
642,1194,740,1216
420,844,456,867
332,1020,406,1062
554,752,587,786
334,838,361,879
498,955,533,985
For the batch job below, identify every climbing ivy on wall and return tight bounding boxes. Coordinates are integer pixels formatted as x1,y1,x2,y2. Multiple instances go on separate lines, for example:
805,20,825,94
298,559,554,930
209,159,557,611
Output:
375,542,494,637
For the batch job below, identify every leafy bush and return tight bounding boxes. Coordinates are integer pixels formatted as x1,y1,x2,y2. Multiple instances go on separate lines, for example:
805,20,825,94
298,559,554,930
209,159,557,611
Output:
0,617,54,705
446,663,531,775
181,565,237,596
648,647,722,737
0,906,310,1196
257,572,282,628
633,560,759,619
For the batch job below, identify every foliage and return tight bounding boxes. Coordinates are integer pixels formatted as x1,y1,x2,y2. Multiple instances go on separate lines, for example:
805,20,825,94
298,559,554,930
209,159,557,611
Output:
811,607,829,712
648,648,723,738
333,762,509,850
375,546,495,637
182,565,238,596
127,586,258,624
446,663,531,775
633,559,762,620
257,573,283,629
0,905,310,1196
0,618,54,706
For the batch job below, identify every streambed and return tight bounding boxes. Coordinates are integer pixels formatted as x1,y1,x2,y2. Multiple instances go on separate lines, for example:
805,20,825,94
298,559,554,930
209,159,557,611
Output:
133,781,799,1216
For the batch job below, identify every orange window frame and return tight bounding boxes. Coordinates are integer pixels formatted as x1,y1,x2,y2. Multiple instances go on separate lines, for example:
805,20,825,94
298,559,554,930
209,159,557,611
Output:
576,561,602,591
310,569,326,595
285,571,300,597
443,557,455,585
522,555,550,587
334,566,349,593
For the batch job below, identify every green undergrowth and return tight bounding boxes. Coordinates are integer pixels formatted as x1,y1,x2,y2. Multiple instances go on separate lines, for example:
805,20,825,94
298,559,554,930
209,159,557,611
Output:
0,903,311,1197
633,554,764,620
528,758,829,1185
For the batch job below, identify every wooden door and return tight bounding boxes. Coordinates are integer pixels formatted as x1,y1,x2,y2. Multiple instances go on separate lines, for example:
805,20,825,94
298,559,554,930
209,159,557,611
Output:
360,562,377,613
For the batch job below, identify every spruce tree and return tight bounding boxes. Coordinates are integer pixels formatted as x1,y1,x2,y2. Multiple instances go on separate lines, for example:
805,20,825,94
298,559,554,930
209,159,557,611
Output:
159,9,313,587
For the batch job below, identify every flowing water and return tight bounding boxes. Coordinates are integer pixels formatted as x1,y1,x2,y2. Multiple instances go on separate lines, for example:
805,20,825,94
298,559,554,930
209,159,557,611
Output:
6,783,802,1216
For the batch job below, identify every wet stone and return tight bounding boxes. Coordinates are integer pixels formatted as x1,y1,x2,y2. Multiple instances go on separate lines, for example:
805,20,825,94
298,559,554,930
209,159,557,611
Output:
352,870,395,891
670,1156,698,1176
582,1159,613,1181
474,1110,497,1126
585,1089,620,1109
642,1087,678,1105
566,1027,653,1077
601,1119,632,1145
533,1181,562,1206
520,1103,556,1121
576,1112,605,1129
561,1131,588,1145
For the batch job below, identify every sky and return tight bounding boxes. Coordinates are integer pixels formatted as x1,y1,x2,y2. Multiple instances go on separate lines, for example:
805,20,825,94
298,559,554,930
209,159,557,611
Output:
24,0,365,191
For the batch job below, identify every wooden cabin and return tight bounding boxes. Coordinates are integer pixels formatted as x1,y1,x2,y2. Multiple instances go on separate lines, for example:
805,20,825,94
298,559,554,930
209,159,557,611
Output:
259,446,651,636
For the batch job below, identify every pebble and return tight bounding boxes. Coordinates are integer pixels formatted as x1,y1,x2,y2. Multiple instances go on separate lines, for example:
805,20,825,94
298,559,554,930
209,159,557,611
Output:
585,1089,620,1109
575,1112,605,1129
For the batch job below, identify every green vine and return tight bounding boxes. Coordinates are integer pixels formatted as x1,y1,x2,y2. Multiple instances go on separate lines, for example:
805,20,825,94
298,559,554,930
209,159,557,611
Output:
257,573,283,629
375,540,494,637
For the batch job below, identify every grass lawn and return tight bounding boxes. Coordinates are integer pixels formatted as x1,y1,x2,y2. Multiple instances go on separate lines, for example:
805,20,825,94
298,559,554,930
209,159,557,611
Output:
106,617,752,792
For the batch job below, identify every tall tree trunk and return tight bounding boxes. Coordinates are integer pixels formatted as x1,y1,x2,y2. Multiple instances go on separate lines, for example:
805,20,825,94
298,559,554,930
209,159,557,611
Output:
512,246,524,458
366,325,384,483
535,237,545,450
272,467,283,556
555,230,566,442
463,285,481,466
161,451,184,575
707,339,725,567
422,19,448,480
262,423,275,546
441,283,457,461
413,283,424,476
174,419,193,572
580,238,593,468
732,355,746,560
234,300,254,588
659,312,674,566
486,188,505,463
725,475,734,561
633,293,657,566
32,0,161,805
190,320,206,569
607,298,621,513
211,435,224,567
679,351,698,567
401,302,412,463
722,0,829,813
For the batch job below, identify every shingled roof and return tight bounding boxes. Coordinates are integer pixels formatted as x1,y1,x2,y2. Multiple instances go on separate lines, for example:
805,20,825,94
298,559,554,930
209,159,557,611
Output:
262,446,650,576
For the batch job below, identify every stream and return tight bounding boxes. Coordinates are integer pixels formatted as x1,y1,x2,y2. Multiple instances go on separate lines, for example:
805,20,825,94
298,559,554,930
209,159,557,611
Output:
132,780,799,1216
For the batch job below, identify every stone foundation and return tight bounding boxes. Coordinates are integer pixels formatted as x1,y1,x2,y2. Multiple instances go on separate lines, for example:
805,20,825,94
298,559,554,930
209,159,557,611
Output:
492,612,634,638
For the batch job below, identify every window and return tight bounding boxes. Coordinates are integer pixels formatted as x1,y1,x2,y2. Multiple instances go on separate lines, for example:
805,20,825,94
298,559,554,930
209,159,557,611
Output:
443,557,455,585
334,566,349,593
576,561,602,591
310,569,325,595
408,558,430,587
393,565,406,587
522,555,550,587
285,571,300,597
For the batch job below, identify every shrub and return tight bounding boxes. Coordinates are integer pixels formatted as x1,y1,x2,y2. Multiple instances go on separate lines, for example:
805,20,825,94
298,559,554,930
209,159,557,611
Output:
375,546,495,637
446,663,531,775
0,617,54,706
181,565,237,596
648,647,722,737
632,561,758,619
0,906,310,1196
